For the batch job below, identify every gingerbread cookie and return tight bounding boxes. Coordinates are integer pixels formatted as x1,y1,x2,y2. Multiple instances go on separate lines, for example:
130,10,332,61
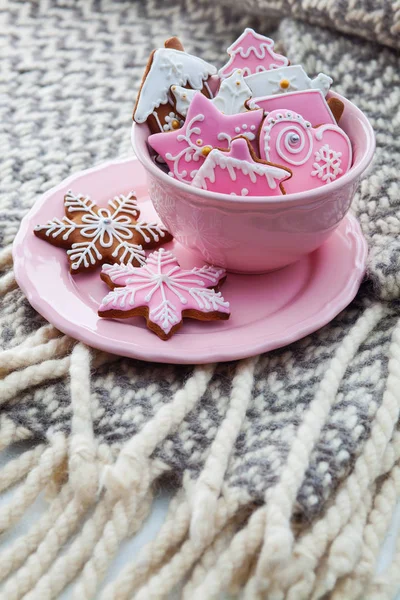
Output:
98,248,230,340
192,136,291,196
245,64,332,98
172,69,252,118
219,28,289,79
248,89,340,127
133,37,217,134
148,92,264,183
34,190,172,273
259,109,352,194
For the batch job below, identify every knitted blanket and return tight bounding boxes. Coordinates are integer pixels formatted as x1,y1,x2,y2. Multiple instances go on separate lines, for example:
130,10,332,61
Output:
0,1,399,598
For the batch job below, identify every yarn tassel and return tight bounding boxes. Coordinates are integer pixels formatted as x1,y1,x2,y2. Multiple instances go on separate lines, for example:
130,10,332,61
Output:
24,490,117,599
0,335,74,376
72,487,154,600
132,494,242,600
0,416,32,452
0,244,13,271
0,434,67,535
190,356,258,544
2,490,92,600
0,483,74,583
0,443,46,493
0,348,116,407
0,270,17,296
68,342,99,504
103,363,216,498
255,303,386,587
100,489,190,600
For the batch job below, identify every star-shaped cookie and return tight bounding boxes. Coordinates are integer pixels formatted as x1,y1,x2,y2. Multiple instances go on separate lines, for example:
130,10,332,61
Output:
34,191,173,273
98,248,230,340
148,92,263,183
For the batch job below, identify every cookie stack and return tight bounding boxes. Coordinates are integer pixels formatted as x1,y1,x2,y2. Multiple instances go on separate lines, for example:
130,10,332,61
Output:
135,29,352,197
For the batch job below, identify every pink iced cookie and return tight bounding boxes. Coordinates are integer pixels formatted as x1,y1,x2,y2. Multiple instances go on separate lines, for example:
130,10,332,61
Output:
98,248,230,340
192,137,291,196
219,28,289,79
148,92,263,183
248,89,336,127
259,109,352,194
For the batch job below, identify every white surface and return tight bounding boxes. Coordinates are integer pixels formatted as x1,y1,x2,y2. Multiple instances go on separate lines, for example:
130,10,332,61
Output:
0,442,399,599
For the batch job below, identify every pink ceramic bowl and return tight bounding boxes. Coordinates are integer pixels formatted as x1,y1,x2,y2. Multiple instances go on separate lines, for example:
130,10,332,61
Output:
131,91,374,273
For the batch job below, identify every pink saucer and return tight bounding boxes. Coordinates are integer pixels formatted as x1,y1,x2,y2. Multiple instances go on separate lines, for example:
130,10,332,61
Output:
13,157,367,364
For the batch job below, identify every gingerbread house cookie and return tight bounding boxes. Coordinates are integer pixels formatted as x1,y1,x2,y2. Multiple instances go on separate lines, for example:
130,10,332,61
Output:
133,37,217,134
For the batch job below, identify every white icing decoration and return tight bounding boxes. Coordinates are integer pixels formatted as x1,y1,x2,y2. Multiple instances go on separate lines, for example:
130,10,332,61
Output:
203,80,214,99
172,70,252,118
162,111,184,131
164,113,206,182
218,28,289,78
134,48,217,123
245,65,333,98
152,110,163,132
100,250,229,335
217,122,255,146
263,111,313,166
191,148,289,190
170,86,197,117
241,188,249,196
311,143,343,182
212,70,252,114
165,111,258,182
35,191,170,270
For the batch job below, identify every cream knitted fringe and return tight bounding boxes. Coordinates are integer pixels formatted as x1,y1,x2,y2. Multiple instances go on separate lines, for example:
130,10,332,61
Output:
1,245,400,599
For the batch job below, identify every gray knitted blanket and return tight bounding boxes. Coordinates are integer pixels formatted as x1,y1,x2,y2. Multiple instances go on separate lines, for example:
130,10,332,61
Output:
0,1,399,598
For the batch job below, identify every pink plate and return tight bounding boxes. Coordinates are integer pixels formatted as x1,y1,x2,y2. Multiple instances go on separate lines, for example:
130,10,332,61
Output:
13,157,367,364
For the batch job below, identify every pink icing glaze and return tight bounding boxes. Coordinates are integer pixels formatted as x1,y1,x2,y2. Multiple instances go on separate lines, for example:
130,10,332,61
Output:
248,89,336,127
259,109,352,194
99,247,230,337
148,93,263,183
191,137,291,196
219,28,289,79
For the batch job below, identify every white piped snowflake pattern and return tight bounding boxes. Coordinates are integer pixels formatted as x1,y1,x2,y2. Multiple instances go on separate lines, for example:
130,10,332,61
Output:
311,144,343,183
99,248,230,339
34,190,172,272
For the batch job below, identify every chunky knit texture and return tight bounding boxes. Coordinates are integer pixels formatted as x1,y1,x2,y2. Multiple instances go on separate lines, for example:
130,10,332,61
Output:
0,0,400,598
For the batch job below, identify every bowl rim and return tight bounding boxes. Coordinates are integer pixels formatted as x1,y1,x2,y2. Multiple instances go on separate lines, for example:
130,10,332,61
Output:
131,91,375,206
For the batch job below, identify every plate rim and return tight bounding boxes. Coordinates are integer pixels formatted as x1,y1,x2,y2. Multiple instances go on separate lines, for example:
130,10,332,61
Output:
12,157,368,364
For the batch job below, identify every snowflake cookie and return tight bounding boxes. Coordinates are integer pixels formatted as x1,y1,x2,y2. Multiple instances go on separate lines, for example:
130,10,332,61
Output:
98,248,230,340
34,190,173,273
